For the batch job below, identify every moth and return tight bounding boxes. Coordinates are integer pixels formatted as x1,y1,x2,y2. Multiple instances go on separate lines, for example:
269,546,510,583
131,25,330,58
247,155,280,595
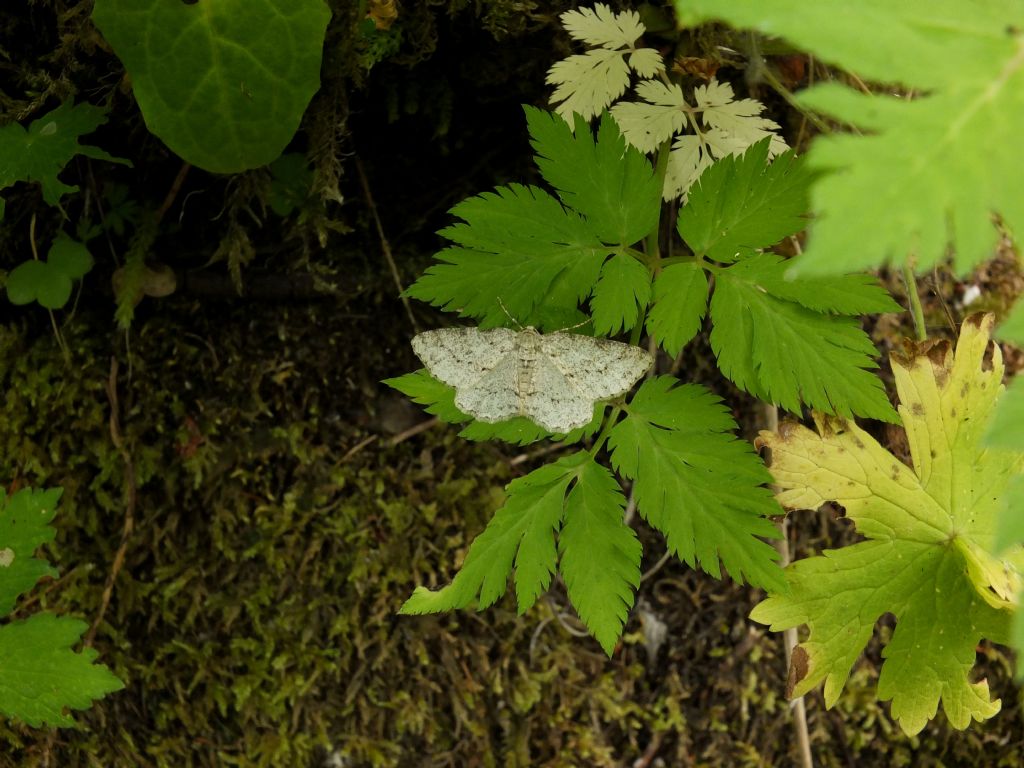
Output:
412,326,653,434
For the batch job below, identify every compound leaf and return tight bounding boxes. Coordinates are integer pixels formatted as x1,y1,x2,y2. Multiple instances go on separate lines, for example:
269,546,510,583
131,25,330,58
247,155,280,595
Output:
753,314,1023,735
608,376,784,590
675,0,1024,275
5,237,94,310
0,102,128,218
92,0,331,173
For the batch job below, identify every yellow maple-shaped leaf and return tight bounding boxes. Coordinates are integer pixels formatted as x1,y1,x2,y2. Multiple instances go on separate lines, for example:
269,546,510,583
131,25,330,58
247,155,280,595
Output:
754,314,1024,735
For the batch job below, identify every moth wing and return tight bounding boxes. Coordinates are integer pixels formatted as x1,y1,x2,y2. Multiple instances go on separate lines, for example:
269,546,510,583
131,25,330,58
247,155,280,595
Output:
454,352,522,424
539,333,653,401
411,327,518,389
523,354,597,433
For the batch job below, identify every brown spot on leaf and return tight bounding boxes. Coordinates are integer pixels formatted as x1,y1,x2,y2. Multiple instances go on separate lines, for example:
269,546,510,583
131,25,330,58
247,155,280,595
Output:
786,646,810,699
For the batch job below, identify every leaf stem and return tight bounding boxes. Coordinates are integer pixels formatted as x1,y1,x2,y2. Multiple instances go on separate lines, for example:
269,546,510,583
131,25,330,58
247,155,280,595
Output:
902,263,927,341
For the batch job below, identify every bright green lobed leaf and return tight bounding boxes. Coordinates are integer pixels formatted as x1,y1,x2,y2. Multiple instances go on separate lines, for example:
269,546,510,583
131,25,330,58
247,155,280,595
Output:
590,253,652,335
558,455,641,655
608,376,785,590
709,258,898,422
645,262,708,356
675,0,1024,275
0,613,124,728
527,107,661,245
0,102,129,218
92,0,331,173
677,139,813,263
753,314,1024,735
0,487,62,615
6,237,95,310
406,184,610,328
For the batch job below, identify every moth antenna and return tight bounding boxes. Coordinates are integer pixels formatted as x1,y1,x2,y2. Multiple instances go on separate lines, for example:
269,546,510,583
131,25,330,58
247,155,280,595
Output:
496,297,524,331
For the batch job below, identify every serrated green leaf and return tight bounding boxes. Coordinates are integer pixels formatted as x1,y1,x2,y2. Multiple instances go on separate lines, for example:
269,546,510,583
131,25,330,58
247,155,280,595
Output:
710,264,898,422
558,455,641,655
92,0,330,173
590,253,651,335
608,376,784,590
674,0,1024,275
722,253,900,315
0,613,124,727
527,107,661,245
407,184,609,328
753,315,1023,735
399,454,583,615
0,488,61,615
646,262,708,356
677,140,812,263
0,102,129,218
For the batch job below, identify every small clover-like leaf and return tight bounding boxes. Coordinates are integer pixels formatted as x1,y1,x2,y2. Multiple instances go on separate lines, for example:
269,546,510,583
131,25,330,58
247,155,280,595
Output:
5,237,94,310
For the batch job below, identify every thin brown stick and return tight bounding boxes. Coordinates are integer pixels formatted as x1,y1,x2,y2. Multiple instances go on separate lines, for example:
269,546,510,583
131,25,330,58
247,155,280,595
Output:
764,403,814,768
154,162,191,226
84,357,136,647
354,154,419,331
388,417,439,446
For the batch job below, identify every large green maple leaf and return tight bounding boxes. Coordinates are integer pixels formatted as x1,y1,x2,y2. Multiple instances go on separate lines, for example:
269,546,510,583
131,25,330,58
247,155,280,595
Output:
753,314,1024,735
674,0,1024,276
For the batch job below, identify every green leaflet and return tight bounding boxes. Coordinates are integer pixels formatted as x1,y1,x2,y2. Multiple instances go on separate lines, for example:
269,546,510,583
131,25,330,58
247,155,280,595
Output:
677,139,811,263
709,268,897,421
92,0,331,173
754,315,1024,735
0,488,123,726
400,452,641,655
646,262,708,356
675,0,1024,275
0,102,129,218
608,376,785,590
591,253,652,335
527,108,662,245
